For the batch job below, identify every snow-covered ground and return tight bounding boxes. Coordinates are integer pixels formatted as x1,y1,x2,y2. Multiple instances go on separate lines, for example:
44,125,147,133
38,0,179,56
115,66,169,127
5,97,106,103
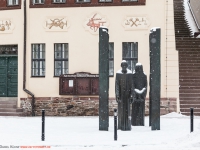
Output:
0,112,200,150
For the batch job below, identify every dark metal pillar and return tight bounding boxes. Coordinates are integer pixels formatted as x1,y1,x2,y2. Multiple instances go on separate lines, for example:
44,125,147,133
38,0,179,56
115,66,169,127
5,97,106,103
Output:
114,109,117,141
99,27,109,131
149,27,161,130
42,109,45,141
190,108,194,132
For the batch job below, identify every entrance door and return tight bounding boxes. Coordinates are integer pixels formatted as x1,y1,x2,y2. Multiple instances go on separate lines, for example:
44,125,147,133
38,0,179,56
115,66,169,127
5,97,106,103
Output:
0,56,18,97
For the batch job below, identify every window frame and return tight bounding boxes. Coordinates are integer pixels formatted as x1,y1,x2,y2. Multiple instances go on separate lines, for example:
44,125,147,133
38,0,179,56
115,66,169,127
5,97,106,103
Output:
54,43,69,77
122,42,138,73
109,42,114,77
75,0,91,3
7,0,19,6
31,44,46,77
122,0,138,2
52,0,66,4
32,0,45,4
99,0,113,3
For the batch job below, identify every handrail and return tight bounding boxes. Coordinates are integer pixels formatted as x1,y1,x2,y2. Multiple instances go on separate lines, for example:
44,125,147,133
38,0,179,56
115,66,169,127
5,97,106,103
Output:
188,0,200,30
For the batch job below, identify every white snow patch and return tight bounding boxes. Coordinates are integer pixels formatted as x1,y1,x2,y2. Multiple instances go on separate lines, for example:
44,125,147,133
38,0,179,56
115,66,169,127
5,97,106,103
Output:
136,62,142,66
0,115,200,149
102,29,108,33
122,60,126,63
150,27,160,32
161,112,187,118
184,0,199,36
134,88,146,94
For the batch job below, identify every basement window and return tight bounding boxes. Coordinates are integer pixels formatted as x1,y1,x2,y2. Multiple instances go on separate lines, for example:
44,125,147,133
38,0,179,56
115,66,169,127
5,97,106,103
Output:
7,0,19,6
33,0,45,4
122,0,138,2
99,0,112,2
76,0,91,3
52,0,66,3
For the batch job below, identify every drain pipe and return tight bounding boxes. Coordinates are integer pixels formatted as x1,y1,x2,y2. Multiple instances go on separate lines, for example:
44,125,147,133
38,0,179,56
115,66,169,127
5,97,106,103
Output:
23,0,35,116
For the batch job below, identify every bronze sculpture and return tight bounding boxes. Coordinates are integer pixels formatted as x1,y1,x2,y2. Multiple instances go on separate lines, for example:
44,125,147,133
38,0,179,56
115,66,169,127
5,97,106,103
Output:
131,63,147,126
115,60,133,131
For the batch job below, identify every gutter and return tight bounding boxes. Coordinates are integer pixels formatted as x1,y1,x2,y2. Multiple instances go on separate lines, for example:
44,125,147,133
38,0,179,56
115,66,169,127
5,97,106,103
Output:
23,0,35,116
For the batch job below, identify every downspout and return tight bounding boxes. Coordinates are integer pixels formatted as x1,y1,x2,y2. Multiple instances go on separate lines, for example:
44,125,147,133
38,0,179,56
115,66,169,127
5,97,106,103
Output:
23,0,35,116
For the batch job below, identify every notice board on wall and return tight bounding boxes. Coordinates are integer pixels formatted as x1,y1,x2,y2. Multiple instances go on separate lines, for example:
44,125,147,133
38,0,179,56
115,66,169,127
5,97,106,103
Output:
59,72,99,95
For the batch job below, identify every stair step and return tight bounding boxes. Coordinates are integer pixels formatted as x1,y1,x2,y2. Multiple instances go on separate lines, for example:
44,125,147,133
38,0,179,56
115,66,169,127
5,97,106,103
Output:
0,97,17,101
0,112,23,116
0,104,17,108
0,108,23,112
0,101,17,104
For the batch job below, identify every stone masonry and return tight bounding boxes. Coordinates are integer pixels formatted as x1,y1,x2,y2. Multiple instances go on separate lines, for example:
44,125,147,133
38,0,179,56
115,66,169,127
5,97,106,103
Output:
20,97,177,116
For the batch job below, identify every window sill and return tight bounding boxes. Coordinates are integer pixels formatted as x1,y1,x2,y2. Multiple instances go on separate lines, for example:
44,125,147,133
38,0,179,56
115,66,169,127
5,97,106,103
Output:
7,5,20,7
75,2,91,4
52,2,66,4
98,1,113,3
32,3,45,5
31,76,45,78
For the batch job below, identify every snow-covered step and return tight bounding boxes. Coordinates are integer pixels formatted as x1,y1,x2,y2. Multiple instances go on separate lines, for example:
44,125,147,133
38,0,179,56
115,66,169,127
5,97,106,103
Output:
0,97,23,116
0,112,23,116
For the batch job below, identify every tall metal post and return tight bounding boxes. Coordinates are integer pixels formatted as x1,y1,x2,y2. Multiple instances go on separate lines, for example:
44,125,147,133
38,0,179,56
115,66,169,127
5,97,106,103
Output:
190,107,194,132
114,109,117,141
42,109,45,141
149,27,161,130
99,27,109,131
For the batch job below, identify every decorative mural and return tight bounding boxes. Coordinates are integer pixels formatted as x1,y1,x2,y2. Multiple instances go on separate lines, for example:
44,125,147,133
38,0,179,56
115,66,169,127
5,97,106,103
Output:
44,17,69,31
84,13,109,35
122,17,150,30
0,19,14,33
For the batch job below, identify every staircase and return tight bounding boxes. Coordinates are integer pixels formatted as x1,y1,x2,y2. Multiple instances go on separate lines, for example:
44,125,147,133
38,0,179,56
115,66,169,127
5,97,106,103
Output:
0,97,23,116
174,0,200,115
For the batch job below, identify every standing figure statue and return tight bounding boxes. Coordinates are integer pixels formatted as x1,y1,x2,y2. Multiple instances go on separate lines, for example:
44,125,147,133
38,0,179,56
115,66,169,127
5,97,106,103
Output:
132,63,147,126
115,60,133,131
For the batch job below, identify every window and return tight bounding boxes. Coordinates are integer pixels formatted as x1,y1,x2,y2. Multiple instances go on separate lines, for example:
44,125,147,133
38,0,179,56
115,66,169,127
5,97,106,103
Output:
33,0,45,4
76,0,91,3
52,0,66,3
32,44,45,77
54,43,68,76
99,0,112,2
122,0,138,2
0,45,18,55
122,42,138,72
109,43,114,76
7,0,19,5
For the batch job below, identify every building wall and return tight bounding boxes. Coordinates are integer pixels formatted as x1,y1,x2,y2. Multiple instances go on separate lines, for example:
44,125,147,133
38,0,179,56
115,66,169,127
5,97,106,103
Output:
0,6,24,104
165,0,179,112
0,0,179,114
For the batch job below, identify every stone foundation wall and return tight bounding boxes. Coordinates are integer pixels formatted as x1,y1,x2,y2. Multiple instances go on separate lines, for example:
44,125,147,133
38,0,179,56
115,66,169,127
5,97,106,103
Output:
20,97,177,116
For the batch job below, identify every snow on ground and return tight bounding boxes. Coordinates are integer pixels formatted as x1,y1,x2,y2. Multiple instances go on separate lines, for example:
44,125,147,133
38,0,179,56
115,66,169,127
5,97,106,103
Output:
0,113,200,150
